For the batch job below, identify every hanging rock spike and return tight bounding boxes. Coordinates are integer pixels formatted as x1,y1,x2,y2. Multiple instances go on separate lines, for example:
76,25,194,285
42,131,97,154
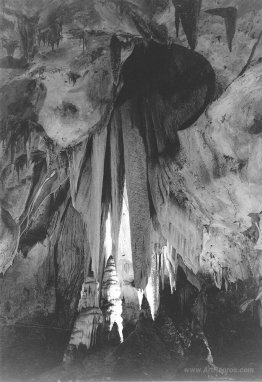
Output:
110,110,125,267
110,34,122,85
205,7,237,52
172,0,202,50
121,99,152,290
88,127,108,280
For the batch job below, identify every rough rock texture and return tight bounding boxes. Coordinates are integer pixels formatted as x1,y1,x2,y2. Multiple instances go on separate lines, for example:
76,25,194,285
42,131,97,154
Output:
1,0,262,380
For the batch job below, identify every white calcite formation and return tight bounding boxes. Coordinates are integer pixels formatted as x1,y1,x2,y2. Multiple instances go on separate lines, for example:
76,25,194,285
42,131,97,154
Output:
65,277,103,355
101,256,123,342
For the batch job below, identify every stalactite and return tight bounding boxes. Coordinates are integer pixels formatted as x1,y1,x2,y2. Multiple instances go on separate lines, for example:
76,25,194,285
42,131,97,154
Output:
98,133,112,286
110,35,122,85
172,0,202,50
101,256,123,342
121,99,151,290
16,13,39,60
205,7,237,52
160,250,165,291
104,213,112,265
145,249,160,319
163,243,178,293
88,127,108,280
137,289,144,309
110,110,125,267
67,140,88,208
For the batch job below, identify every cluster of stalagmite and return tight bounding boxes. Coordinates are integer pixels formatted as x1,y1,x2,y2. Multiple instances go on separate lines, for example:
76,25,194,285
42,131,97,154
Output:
64,277,103,359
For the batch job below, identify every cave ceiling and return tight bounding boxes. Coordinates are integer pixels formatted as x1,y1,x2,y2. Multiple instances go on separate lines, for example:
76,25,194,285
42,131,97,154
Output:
0,0,262,301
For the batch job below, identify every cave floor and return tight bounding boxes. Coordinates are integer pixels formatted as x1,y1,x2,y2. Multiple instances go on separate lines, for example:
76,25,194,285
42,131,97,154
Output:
1,317,262,382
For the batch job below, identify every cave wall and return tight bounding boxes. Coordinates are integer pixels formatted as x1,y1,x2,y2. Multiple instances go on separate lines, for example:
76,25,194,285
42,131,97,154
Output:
0,0,262,379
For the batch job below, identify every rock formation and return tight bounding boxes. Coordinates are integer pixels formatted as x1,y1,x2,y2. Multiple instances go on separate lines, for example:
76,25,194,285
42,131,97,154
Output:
1,0,262,380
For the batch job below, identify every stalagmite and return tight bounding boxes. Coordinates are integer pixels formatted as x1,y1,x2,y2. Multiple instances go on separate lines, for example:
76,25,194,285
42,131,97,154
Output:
121,99,151,290
110,110,125,267
101,256,123,342
64,277,103,361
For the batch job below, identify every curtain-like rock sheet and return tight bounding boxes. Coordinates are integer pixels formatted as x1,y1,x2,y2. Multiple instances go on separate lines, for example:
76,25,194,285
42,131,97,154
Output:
110,109,125,267
121,99,151,290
